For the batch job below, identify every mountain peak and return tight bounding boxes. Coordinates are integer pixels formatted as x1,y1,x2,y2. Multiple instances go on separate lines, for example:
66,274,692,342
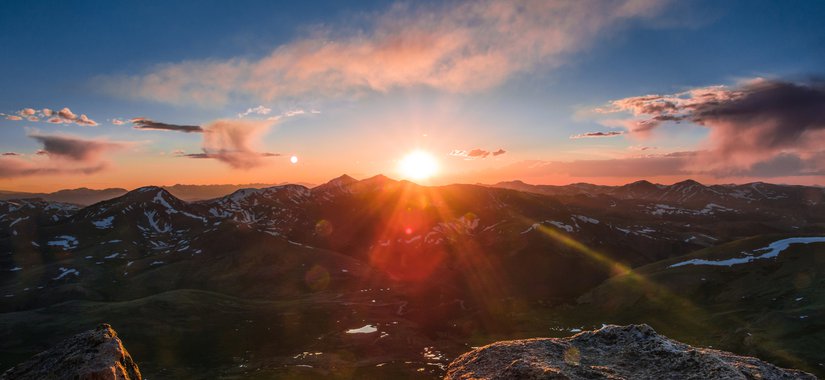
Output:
120,186,179,204
324,174,358,187
672,179,703,187
628,179,654,187
360,174,395,185
131,186,165,194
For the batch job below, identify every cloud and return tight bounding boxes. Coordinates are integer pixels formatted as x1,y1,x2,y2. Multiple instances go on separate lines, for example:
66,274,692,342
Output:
98,0,665,106
450,147,507,159
183,119,279,169
131,117,203,133
628,145,657,151
0,156,107,179
111,118,126,125
467,150,825,184
3,107,98,126
599,78,825,171
238,105,272,118
0,134,130,179
570,131,625,139
28,133,128,162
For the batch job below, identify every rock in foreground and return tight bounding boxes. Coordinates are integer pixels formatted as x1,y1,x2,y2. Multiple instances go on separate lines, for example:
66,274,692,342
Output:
1,324,141,380
446,324,815,380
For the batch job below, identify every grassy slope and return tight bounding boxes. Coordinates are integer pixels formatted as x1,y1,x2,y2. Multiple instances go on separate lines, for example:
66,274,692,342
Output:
564,234,825,376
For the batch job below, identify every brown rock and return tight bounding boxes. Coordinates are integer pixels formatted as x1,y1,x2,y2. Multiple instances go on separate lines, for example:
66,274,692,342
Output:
1,324,141,380
445,324,816,380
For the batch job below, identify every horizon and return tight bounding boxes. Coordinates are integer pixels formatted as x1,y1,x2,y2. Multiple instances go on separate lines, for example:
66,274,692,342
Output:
3,173,823,196
2,1,825,191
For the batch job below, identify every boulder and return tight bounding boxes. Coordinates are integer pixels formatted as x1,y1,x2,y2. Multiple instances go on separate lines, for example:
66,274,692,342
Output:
1,324,141,380
445,324,815,380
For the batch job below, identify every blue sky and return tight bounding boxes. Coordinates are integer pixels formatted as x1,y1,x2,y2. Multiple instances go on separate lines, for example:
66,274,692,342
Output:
2,0,824,191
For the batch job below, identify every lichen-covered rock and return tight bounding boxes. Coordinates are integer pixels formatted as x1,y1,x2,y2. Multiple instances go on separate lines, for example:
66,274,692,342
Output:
445,324,816,380
1,324,141,380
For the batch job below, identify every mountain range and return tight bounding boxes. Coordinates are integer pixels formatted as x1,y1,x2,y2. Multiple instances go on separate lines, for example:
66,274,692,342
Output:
0,182,316,205
1,175,824,378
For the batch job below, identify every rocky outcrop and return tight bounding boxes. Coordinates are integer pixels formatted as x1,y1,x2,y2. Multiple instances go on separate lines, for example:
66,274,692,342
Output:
445,324,816,380
1,324,141,380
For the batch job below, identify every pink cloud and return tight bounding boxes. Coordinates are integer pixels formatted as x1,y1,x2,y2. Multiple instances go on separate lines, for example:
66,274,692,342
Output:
3,107,98,126
98,0,665,106
183,119,279,169
0,134,131,179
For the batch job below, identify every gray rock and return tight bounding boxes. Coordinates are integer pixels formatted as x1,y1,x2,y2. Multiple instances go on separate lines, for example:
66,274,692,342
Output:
1,324,141,380
445,324,816,380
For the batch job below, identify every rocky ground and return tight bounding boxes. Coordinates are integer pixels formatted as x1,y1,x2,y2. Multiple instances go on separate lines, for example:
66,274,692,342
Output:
1,324,140,380
445,324,816,380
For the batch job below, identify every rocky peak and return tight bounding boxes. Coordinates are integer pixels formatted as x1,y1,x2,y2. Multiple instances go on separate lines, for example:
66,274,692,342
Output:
1,324,141,380
445,324,815,380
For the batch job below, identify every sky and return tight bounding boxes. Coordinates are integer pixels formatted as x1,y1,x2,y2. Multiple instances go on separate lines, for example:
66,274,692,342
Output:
1,0,825,192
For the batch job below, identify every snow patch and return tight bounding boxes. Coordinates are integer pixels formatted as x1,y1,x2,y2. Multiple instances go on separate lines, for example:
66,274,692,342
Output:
669,237,825,268
92,216,115,229
346,325,378,334
54,267,80,280
47,235,78,249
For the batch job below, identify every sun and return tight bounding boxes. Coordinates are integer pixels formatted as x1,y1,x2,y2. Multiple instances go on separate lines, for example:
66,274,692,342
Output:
398,150,439,181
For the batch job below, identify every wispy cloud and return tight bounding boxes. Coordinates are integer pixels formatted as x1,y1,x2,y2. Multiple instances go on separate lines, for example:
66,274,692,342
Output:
131,118,203,133
0,156,107,179
570,131,625,139
468,150,825,184
450,147,506,159
98,0,665,106
238,105,272,118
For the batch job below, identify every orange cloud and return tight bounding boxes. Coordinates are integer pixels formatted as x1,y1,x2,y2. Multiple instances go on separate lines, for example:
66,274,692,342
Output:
99,0,665,106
